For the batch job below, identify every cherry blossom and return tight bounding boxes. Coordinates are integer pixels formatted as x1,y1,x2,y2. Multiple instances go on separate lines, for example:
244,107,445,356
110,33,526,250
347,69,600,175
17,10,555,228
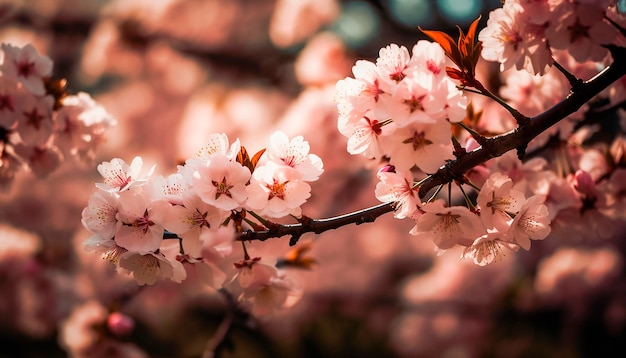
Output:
376,43,412,92
0,43,53,96
96,156,155,192
411,200,484,251
0,76,22,128
384,121,454,173
183,133,241,174
338,114,390,158
192,154,251,211
118,250,186,285
546,1,617,62
155,190,229,254
476,172,525,232
81,189,120,240
226,258,302,317
375,168,420,219
507,194,551,250
54,92,117,162
246,161,311,218
462,229,519,266
16,92,54,147
265,130,324,181
114,189,165,254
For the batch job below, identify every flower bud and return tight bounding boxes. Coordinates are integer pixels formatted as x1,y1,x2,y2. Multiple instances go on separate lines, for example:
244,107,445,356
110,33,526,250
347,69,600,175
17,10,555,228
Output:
107,312,135,337
378,165,396,174
573,169,595,196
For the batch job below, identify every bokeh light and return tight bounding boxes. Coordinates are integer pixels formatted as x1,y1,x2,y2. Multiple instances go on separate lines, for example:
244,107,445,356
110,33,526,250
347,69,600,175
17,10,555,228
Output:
386,0,434,28
437,0,483,25
330,1,379,49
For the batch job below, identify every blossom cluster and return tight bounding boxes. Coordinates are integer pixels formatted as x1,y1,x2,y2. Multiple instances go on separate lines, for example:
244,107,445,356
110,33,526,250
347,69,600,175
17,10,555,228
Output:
479,0,619,75
0,43,116,188
334,40,467,173
336,0,626,265
376,166,551,266
81,131,322,314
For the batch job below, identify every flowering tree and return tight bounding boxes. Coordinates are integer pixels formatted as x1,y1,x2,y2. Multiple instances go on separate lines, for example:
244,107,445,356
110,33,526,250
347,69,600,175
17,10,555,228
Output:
3,0,626,357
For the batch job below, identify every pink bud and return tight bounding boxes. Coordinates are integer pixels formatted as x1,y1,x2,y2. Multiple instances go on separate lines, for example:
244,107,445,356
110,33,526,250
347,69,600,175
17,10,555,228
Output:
107,312,135,336
574,169,595,196
378,165,395,174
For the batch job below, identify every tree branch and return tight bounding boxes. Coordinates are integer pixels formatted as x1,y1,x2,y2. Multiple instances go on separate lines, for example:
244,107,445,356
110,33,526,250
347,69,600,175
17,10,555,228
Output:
238,45,626,244
238,202,395,244
418,45,626,197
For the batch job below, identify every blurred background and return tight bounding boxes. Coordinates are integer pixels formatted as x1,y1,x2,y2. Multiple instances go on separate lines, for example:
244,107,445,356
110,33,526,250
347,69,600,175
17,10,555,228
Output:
2,0,626,357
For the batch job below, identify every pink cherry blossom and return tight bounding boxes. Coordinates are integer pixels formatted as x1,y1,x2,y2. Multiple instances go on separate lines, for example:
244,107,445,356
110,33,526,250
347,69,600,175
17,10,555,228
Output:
476,172,525,232
114,189,165,254
54,92,117,162
0,43,53,96
376,43,412,92
265,131,324,181
507,194,551,250
409,40,448,79
411,200,484,250
462,229,519,266
546,2,617,62
186,133,241,169
16,92,54,147
387,71,445,126
83,234,127,266
479,4,553,75
339,114,391,158
0,76,22,128
245,161,311,218
96,156,155,192
12,143,63,177
192,154,251,211
227,258,302,317
155,190,229,255
118,250,186,285
384,121,454,173
374,168,420,219
81,189,120,240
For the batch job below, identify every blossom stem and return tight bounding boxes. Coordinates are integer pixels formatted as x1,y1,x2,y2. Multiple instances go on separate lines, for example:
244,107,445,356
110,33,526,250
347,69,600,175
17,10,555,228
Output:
241,240,250,260
427,184,444,203
605,14,626,38
464,180,482,192
247,210,273,228
469,83,529,125
457,183,477,211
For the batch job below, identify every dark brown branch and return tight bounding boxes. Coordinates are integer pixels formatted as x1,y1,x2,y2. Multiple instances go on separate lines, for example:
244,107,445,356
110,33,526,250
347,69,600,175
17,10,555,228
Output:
418,45,626,197
238,46,626,244
238,202,395,244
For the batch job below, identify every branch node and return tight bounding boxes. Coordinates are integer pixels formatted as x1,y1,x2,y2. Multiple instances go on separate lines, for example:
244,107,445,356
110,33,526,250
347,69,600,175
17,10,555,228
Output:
289,234,301,246
516,144,528,160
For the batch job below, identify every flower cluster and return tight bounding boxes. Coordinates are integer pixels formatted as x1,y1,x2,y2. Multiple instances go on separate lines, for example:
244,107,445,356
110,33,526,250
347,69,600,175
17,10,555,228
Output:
0,43,116,188
334,40,468,173
81,131,322,313
479,0,619,75
337,0,626,265
376,167,551,266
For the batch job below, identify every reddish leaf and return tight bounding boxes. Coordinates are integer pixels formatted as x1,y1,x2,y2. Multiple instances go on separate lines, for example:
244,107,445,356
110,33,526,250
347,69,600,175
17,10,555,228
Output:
419,27,461,64
250,148,266,172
